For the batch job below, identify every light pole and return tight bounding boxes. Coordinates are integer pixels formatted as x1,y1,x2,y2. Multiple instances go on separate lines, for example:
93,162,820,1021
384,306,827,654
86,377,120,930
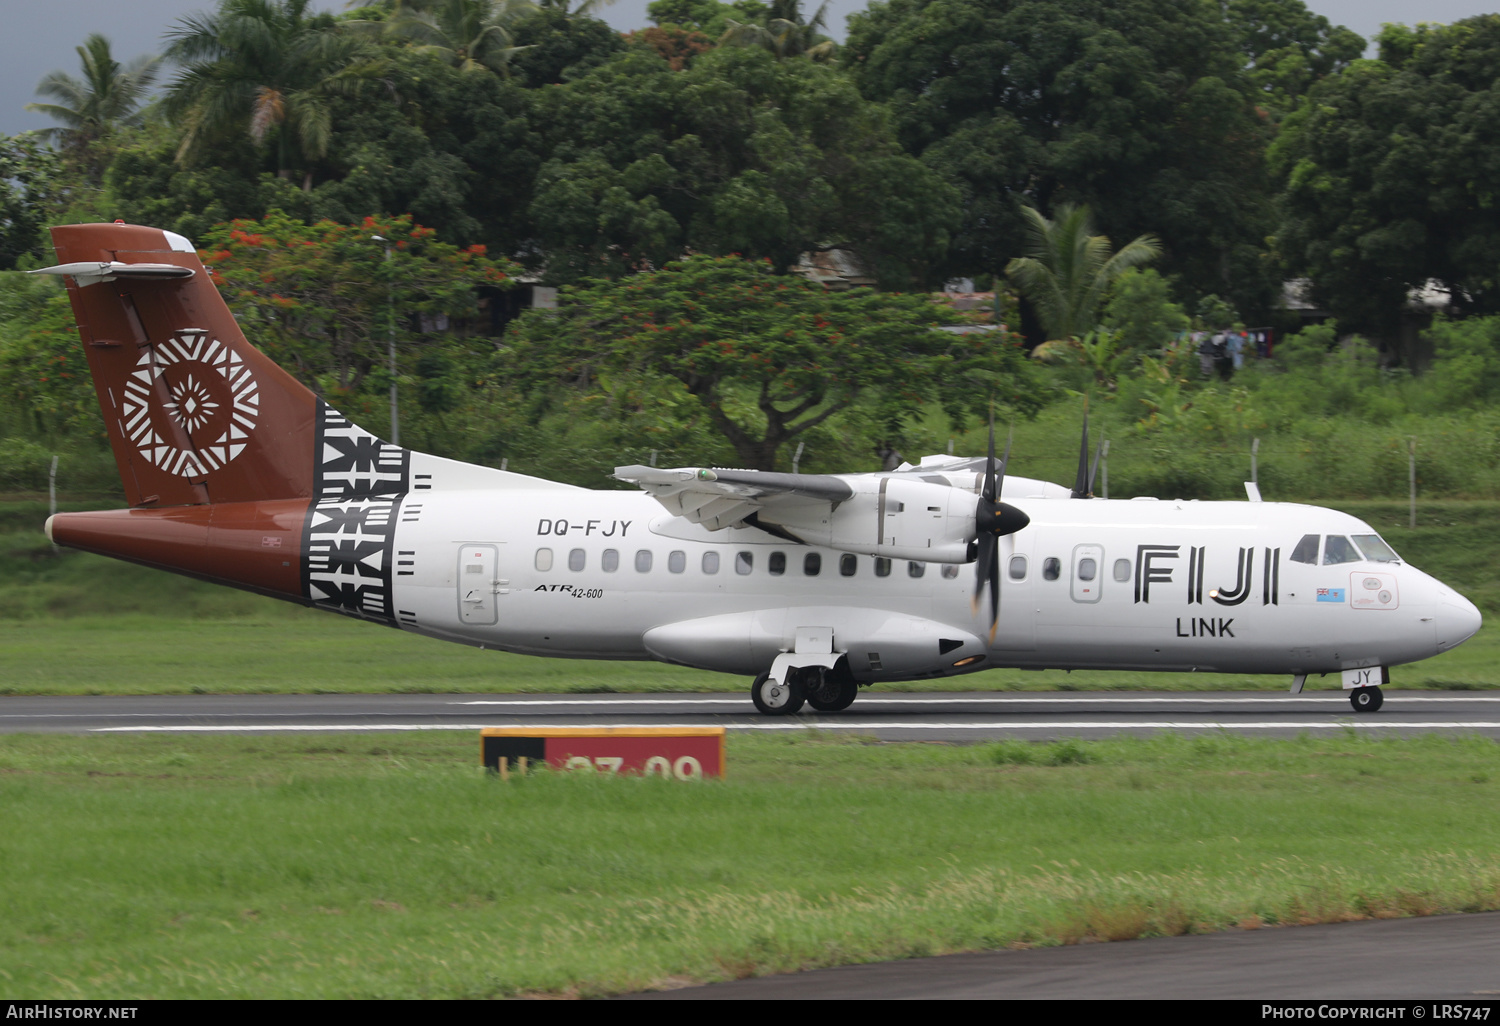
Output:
371,235,399,446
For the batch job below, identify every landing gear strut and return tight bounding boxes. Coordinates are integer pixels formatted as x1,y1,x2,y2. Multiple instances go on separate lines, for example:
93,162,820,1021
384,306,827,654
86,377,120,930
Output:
1350,686,1384,713
751,671,805,715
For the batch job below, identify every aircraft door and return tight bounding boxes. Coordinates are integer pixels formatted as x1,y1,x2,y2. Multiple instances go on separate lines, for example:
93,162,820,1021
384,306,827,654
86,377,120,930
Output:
1071,544,1105,604
991,533,1036,650
457,544,504,625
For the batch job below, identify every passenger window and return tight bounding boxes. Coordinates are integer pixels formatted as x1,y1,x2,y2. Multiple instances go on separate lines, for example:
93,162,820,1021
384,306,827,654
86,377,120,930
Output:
941,564,960,579
840,554,858,577
601,549,619,573
568,548,586,572
668,550,686,573
1323,535,1361,565
908,561,926,578
1113,558,1131,582
535,548,553,571
635,550,653,572
735,551,753,575
874,557,892,577
1352,534,1400,563
1290,534,1319,564
769,552,786,576
1042,557,1061,581
1009,555,1027,580
1077,557,1097,582
702,551,720,574
804,553,821,576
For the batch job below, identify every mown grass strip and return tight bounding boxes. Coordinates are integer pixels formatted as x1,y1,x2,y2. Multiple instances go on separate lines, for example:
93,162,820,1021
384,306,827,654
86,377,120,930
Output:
1,731,1497,997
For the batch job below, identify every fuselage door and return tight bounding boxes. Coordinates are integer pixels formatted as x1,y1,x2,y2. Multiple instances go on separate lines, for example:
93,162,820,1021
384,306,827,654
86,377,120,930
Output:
458,544,502,625
1071,543,1105,604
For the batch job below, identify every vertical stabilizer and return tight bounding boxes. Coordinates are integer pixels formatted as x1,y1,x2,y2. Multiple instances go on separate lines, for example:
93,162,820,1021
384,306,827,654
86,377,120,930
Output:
40,223,317,506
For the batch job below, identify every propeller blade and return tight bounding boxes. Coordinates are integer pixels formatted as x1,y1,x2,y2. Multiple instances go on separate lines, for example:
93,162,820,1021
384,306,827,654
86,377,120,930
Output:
987,538,1001,643
1071,401,1092,498
1088,434,1104,498
982,417,997,502
971,529,994,613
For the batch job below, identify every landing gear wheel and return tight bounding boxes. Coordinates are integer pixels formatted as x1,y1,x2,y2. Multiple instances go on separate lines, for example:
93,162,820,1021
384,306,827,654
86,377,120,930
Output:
1350,686,1384,713
807,676,858,712
751,671,805,716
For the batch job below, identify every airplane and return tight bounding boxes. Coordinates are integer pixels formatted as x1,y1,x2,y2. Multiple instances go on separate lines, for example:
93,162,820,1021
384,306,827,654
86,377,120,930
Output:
32,221,1484,716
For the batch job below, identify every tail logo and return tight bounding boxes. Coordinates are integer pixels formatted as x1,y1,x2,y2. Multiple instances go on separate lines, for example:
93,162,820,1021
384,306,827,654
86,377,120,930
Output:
121,330,260,478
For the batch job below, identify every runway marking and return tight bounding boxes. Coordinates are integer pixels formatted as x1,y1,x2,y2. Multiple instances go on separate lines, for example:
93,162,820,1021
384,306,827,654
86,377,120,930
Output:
450,696,1500,707
92,721,1500,733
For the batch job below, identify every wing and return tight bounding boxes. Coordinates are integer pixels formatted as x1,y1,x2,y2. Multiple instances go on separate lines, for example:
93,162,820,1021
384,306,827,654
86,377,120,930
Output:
613,465,854,532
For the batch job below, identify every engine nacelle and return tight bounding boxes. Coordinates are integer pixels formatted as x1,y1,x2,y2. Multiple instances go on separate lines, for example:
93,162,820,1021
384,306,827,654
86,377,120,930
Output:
758,477,976,563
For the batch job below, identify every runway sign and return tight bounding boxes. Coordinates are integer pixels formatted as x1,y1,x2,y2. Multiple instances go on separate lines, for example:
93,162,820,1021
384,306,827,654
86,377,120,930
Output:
480,726,726,778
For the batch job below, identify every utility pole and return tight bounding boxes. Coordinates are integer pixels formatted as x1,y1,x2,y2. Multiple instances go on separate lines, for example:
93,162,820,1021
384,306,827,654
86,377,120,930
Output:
1100,439,1110,499
1251,437,1259,485
371,235,399,446
1409,438,1418,529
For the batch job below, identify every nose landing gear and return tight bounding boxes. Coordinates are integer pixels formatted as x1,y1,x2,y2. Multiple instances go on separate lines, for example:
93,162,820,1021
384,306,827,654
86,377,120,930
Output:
750,664,858,715
1349,686,1384,713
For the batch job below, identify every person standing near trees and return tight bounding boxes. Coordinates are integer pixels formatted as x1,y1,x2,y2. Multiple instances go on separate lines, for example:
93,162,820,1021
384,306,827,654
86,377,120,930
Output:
1198,330,1216,377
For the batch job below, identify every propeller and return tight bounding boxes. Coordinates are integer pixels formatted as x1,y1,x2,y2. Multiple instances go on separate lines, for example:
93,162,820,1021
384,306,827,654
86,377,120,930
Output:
972,418,1031,641
1071,401,1105,499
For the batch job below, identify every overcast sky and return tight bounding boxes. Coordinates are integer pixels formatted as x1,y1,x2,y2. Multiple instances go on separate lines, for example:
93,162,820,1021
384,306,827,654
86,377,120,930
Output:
4,1,1497,138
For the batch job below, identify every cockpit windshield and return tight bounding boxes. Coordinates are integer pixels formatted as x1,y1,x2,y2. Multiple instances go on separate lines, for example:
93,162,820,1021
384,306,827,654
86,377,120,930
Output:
1351,533,1401,563
1322,535,1361,564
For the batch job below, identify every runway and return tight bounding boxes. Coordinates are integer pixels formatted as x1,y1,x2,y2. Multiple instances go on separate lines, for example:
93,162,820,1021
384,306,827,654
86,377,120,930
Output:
5,690,1500,739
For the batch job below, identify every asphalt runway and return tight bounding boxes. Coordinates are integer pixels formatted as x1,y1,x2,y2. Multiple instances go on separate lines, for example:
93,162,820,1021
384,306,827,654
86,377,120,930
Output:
620,911,1500,1000
4,690,1500,739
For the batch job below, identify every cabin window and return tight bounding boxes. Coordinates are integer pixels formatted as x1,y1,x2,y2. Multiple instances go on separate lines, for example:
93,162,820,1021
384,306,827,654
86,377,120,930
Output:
769,552,787,576
1352,534,1400,563
1290,534,1320,564
1077,557,1097,582
804,553,821,576
1042,557,1061,581
535,548,553,572
568,548,586,572
908,561,926,578
735,551,753,575
874,557,892,577
601,549,619,573
1323,535,1361,565
635,550,653,573
702,551,720,575
1009,555,1027,581
668,550,686,574
840,554,858,577
1113,558,1131,582
941,564,960,579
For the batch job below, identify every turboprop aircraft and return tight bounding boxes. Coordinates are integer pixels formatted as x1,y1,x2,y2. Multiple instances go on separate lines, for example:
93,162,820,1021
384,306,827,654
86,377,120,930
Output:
33,222,1484,715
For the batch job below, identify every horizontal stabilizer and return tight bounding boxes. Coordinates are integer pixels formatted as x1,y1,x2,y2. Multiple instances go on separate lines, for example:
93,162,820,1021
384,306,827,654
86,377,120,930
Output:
31,261,195,288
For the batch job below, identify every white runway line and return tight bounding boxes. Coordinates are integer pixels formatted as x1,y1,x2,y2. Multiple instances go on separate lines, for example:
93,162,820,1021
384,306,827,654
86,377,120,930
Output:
451,696,1500,706
93,721,1500,733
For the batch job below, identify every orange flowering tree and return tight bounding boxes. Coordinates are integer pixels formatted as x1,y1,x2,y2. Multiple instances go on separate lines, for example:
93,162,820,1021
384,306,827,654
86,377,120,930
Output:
504,255,1038,470
199,211,518,398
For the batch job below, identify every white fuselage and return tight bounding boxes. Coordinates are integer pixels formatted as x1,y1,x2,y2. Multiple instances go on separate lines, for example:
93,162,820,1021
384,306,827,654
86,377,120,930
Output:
377,457,1481,685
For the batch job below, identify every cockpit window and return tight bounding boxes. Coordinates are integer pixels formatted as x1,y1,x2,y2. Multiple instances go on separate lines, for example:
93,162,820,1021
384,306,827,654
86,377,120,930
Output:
1289,534,1319,564
1352,534,1400,563
1323,535,1361,565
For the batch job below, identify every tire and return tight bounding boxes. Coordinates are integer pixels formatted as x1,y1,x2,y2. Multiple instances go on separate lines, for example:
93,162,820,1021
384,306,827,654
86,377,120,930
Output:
751,671,805,715
1349,686,1384,713
807,676,858,712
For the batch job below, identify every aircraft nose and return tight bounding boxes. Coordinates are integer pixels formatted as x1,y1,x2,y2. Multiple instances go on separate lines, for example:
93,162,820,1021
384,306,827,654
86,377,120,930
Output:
1436,591,1483,651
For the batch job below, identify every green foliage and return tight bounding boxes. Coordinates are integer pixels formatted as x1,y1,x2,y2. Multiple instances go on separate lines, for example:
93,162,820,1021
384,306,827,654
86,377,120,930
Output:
502,254,1033,469
0,272,103,441
24,34,162,152
1225,0,1364,118
1100,268,1189,354
0,135,63,269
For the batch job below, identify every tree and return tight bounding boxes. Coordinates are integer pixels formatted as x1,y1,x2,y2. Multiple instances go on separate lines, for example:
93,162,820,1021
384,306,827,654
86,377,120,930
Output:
1005,204,1160,341
1271,16,1500,352
1225,0,1365,119
502,255,1033,469
380,0,538,76
845,0,1281,313
719,0,837,61
25,35,162,149
0,135,63,269
163,0,384,188
198,211,518,400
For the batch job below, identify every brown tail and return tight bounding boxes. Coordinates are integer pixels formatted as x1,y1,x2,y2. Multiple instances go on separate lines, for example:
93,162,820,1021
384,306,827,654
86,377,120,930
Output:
42,222,317,507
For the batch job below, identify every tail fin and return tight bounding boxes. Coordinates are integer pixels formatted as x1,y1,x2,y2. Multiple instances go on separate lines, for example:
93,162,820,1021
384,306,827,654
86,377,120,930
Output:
38,222,317,507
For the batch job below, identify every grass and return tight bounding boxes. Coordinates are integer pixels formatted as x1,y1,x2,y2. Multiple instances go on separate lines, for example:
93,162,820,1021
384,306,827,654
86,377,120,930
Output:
2,730,1499,998
1,493,1496,694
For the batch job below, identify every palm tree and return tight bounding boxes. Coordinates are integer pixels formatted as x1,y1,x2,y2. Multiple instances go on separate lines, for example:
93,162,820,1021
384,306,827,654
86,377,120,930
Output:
26,35,161,147
720,0,836,61
381,0,537,75
163,0,382,188
1005,204,1161,341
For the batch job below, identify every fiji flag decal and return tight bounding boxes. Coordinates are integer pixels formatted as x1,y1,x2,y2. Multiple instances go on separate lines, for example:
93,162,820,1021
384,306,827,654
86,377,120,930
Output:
1317,587,1346,603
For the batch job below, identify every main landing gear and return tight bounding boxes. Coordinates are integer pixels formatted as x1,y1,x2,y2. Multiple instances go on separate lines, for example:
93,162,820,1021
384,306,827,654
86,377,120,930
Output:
1349,686,1384,713
750,664,858,716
